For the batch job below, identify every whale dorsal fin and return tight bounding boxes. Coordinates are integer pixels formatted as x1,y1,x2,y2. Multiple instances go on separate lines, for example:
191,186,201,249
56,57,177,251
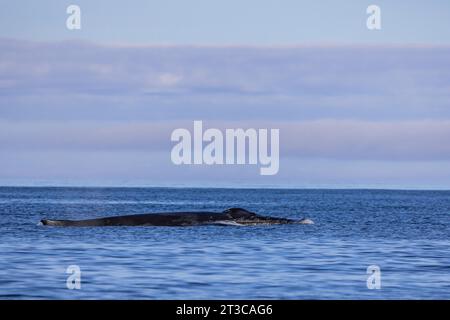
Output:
223,208,256,219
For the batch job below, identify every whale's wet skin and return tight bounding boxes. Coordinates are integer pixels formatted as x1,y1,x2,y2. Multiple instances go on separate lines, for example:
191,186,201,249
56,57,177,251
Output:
41,208,313,227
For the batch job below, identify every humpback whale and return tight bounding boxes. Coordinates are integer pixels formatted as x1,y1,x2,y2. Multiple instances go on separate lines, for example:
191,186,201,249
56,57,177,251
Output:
40,208,313,227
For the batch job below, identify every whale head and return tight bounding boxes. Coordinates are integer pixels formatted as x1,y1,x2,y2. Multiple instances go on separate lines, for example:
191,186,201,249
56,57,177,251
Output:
297,218,314,224
222,208,312,225
222,208,292,225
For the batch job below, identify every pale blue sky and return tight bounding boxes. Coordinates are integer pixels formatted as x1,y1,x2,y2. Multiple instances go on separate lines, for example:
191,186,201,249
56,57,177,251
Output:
1,1,450,188
1,0,450,45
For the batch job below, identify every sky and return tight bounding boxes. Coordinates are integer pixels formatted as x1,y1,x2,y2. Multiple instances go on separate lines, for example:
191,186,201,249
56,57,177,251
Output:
1,1,450,188
2,0,450,45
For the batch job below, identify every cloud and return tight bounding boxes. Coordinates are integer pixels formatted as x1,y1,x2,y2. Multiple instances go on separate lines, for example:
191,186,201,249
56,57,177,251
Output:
157,73,183,86
280,120,450,161
2,149,450,188
1,39,450,122
1,120,449,161
1,39,450,186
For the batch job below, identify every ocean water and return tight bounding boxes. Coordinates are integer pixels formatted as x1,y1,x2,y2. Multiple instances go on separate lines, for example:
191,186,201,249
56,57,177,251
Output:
0,187,449,299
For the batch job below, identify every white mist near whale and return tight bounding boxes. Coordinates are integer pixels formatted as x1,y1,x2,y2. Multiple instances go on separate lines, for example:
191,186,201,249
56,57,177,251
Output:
171,121,279,175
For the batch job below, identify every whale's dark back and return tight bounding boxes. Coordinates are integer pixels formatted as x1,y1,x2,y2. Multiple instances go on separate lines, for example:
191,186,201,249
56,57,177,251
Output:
222,207,257,218
40,207,296,227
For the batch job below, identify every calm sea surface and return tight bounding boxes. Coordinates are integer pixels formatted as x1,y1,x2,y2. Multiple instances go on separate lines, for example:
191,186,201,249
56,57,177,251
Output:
0,187,449,299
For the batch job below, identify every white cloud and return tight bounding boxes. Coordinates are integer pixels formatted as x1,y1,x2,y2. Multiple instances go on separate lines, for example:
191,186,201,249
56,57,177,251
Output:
1,39,450,186
158,73,182,86
1,120,449,161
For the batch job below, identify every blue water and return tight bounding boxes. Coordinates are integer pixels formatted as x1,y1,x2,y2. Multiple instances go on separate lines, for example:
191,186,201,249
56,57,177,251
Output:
0,187,449,299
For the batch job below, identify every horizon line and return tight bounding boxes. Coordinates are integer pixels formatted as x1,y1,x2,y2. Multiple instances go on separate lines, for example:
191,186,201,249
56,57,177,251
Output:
0,184,449,192
3,37,450,49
